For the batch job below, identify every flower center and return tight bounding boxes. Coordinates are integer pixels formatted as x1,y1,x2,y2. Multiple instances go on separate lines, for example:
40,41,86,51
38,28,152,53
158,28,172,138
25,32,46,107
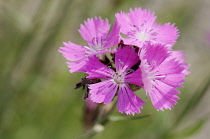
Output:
85,44,102,53
112,71,125,85
84,37,105,55
135,31,150,42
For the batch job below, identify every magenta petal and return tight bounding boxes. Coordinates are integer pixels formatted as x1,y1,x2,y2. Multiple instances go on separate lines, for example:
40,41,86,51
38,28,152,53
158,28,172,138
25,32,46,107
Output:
117,84,145,115
115,11,135,37
149,80,180,111
125,69,143,86
169,50,190,75
122,38,144,47
104,20,120,48
59,42,86,61
66,55,112,73
86,68,113,80
89,80,118,104
67,56,107,73
128,8,156,30
115,8,156,37
67,59,88,73
140,43,170,68
85,56,113,79
160,73,186,88
78,17,110,45
115,46,139,72
153,23,179,46
157,59,185,75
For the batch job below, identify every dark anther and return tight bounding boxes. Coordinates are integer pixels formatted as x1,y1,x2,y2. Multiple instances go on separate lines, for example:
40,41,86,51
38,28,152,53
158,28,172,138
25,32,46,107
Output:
118,40,125,48
130,61,141,72
84,86,90,100
75,78,88,89
134,46,139,52
75,78,101,90
75,78,101,99
100,55,112,67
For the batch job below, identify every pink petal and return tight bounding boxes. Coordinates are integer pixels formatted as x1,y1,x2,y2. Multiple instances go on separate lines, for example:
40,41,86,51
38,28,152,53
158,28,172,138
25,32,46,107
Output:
89,80,118,104
78,17,110,46
125,69,143,86
169,50,190,75
152,23,179,46
85,56,113,79
156,59,185,75
67,58,88,73
121,38,143,47
86,69,113,80
115,8,156,37
160,73,186,88
104,20,121,48
58,41,86,61
115,11,134,37
140,43,170,68
117,84,145,115
128,8,156,31
87,48,116,57
115,46,139,72
149,80,180,111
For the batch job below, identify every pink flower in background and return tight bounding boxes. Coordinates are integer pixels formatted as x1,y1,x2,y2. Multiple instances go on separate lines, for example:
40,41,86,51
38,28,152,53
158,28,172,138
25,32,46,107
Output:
59,17,120,73
139,43,188,111
115,8,179,48
86,46,145,115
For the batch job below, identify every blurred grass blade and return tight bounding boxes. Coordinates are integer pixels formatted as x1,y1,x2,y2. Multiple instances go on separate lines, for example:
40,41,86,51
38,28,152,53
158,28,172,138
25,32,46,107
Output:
175,74,210,126
169,118,208,139
109,114,151,122
159,75,210,139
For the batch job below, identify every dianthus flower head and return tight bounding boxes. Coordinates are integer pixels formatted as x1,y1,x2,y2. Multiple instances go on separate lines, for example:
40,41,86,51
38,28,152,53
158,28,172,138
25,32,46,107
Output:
115,8,179,48
58,7,190,115
85,46,145,115
58,17,120,73
139,42,189,111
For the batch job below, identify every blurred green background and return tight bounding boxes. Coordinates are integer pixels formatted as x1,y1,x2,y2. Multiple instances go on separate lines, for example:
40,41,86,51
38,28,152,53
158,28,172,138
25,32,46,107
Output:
0,0,210,139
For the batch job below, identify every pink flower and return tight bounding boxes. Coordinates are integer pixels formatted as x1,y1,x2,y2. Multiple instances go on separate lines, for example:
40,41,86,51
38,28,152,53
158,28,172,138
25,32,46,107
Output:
86,46,145,115
59,17,120,73
58,8,190,115
115,8,179,48
139,43,188,111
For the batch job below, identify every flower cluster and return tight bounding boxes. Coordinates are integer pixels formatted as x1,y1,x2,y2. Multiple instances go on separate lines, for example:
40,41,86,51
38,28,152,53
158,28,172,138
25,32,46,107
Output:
59,8,189,115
